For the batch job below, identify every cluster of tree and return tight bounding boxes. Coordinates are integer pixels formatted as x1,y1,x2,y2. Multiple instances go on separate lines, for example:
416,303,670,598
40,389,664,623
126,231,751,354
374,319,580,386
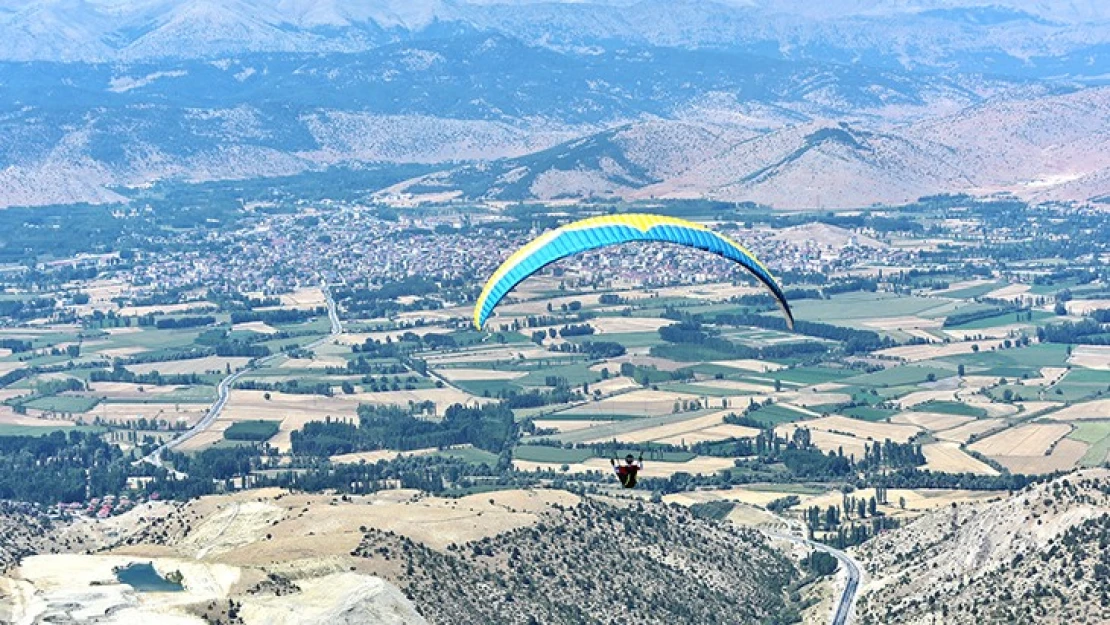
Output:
333,358,408,376
856,440,925,471
146,315,216,330
230,308,325,325
0,338,32,353
500,387,582,409
558,323,595,337
223,420,280,442
822,278,879,295
214,340,271,358
0,298,56,321
1038,319,1110,345
88,367,202,386
545,340,626,359
234,380,333,396
0,431,130,503
292,403,516,456
943,305,1022,328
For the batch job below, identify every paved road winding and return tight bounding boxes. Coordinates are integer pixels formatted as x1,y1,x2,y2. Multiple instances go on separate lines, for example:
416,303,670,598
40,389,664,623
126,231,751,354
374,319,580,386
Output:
138,282,342,468
766,531,862,625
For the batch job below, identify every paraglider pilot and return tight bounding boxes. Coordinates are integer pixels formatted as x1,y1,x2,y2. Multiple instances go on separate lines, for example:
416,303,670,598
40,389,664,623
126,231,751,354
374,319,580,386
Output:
611,453,643,488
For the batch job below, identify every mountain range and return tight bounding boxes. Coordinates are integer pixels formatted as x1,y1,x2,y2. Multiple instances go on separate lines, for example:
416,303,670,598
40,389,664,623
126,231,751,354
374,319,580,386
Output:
0,0,1107,209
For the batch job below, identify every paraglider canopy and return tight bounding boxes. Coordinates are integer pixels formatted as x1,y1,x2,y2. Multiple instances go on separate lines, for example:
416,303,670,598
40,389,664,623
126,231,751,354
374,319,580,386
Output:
473,213,793,330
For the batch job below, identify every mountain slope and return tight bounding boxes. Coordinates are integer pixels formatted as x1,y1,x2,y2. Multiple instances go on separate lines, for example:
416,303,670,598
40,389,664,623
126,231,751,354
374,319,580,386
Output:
854,469,1110,625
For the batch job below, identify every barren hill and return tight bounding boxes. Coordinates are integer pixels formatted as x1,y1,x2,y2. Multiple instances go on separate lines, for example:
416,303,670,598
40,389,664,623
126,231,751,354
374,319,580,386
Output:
854,469,1110,625
0,488,802,624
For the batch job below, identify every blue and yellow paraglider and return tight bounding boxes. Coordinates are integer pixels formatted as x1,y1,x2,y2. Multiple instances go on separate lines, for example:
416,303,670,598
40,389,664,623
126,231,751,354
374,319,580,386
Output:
474,214,793,330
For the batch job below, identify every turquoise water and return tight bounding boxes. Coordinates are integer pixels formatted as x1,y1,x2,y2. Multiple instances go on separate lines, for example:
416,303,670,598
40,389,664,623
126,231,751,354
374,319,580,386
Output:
115,562,184,592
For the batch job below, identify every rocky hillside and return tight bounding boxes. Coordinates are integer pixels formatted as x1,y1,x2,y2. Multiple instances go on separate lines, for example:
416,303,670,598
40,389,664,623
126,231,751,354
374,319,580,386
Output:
854,469,1110,625
354,496,800,625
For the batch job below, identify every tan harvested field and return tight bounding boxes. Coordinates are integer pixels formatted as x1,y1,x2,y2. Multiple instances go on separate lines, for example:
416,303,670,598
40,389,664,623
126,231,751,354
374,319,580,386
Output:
0,407,75,427
563,389,703,418
1066,299,1110,316
86,402,207,425
895,389,958,408
1069,345,1110,370
798,415,922,443
0,360,25,376
127,356,252,375
0,389,28,402
655,282,763,300
330,448,438,465
1043,399,1110,421
588,376,641,395
708,359,785,372
860,316,943,331
422,345,551,364
878,340,1003,362
532,419,615,433
276,356,347,370
992,438,1089,474
933,418,1007,443
891,411,974,432
921,442,999,475
580,410,759,445
87,382,193,399
280,287,327,309
969,423,1071,457
778,391,853,407
696,379,775,393
1016,401,1064,417
588,317,675,334
776,425,869,460
513,456,737,478
231,321,279,335
117,302,216,317
944,325,1032,340
656,424,762,446
92,346,148,358
432,368,527,382
985,283,1031,300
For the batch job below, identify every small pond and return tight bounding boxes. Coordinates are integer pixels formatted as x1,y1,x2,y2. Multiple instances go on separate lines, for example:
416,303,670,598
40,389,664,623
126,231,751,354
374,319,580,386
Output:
115,562,184,592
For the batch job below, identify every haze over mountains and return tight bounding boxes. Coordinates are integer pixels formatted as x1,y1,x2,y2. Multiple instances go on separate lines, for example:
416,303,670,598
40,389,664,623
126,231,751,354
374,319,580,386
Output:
1,0,1108,208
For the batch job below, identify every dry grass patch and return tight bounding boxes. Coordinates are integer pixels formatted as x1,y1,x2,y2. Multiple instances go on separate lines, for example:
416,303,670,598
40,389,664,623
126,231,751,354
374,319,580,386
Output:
993,439,1089,475
588,317,675,334
0,407,75,427
891,412,974,432
969,423,1071,457
878,340,1004,362
708,359,785,372
532,419,614,433
231,321,279,335
564,389,703,418
921,442,999,475
86,402,206,425
330,448,438,465
799,415,922,443
433,368,527,382
933,419,1007,443
1068,345,1110,370
1043,399,1110,421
